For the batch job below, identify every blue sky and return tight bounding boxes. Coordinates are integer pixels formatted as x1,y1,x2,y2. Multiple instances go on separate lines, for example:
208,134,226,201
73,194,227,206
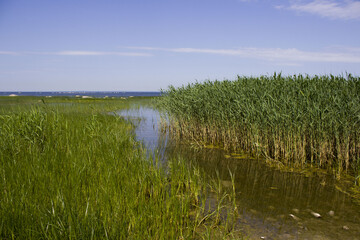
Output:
1,0,359,91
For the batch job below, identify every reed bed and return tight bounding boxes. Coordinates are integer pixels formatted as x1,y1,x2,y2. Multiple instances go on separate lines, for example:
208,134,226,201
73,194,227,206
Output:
0,97,240,239
157,74,360,179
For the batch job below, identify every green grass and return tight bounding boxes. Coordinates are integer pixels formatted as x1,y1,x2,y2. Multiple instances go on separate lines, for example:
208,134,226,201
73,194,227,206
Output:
157,74,360,181
0,97,240,239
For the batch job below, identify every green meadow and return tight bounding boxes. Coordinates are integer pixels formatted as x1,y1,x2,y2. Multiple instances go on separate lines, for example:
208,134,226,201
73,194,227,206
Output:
157,74,360,182
0,97,239,239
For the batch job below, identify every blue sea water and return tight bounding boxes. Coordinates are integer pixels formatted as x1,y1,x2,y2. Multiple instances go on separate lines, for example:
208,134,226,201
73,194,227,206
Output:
0,91,161,97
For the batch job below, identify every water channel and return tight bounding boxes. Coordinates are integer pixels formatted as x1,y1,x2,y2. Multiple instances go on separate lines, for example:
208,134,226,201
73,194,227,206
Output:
119,106,360,240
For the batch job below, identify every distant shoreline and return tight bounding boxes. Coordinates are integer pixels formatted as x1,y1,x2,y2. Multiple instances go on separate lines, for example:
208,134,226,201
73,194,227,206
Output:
0,91,161,97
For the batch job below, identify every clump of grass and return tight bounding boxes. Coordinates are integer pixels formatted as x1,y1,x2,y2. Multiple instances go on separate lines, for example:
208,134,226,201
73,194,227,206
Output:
157,73,360,180
0,97,241,239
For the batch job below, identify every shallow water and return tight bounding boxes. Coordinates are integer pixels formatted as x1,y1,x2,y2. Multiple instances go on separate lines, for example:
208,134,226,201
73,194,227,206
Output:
119,107,360,240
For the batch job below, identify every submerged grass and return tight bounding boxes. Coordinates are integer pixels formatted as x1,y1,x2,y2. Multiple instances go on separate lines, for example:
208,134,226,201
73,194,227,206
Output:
0,97,240,239
157,74,360,181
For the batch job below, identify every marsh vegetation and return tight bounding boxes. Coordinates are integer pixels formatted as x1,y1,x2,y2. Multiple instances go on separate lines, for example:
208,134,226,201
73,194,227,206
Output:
157,74,360,182
118,105,360,239
0,97,240,239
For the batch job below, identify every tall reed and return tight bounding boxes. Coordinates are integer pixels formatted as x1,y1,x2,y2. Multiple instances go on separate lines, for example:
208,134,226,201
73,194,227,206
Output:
0,97,240,239
157,74,360,179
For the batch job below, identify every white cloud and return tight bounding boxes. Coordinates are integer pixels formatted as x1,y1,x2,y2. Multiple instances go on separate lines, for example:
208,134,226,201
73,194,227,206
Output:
128,46,360,63
285,0,360,20
3,47,360,63
56,51,151,56
0,51,152,57
0,51,18,55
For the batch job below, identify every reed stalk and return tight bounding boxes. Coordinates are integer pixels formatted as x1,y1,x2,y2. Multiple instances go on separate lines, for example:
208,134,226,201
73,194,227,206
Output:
157,74,360,180
0,97,241,239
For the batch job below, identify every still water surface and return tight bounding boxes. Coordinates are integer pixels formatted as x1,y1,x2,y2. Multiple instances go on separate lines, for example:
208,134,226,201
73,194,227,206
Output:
119,107,360,240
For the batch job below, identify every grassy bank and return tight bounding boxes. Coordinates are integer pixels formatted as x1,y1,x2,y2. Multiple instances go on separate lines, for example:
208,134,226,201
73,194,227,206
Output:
157,74,360,181
0,97,239,239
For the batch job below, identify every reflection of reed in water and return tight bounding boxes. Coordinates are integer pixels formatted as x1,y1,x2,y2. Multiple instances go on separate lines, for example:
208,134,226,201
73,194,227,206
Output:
161,132,360,239
155,116,170,163
133,107,360,239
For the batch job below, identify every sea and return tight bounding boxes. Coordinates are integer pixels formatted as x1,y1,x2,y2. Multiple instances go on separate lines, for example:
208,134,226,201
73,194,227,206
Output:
0,91,161,98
